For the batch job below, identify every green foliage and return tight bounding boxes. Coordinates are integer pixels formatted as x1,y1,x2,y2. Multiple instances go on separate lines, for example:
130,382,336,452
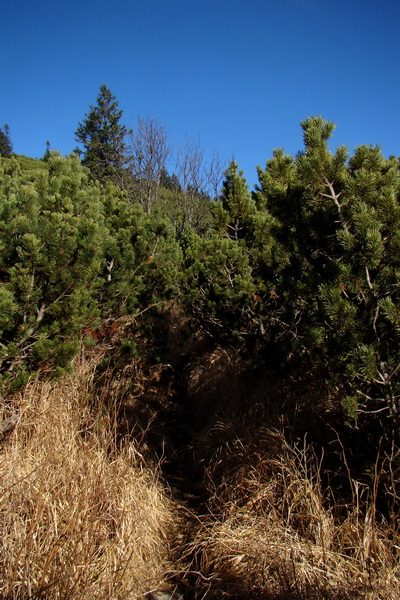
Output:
181,162,289,340
156,182,214,237
0,154,181,393
100,184,182,317
179,116,399,452
0,154,105,386
182,229,256,336
341,395,359,423
75,85,130,184
213,161,257,241
0,124,12,157
255,117,400,436
2,114,400,483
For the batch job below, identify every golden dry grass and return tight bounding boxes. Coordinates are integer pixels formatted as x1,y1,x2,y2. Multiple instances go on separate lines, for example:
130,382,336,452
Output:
0,350,179,600
1,326,400,600
191,425,400,600
176,338,400,598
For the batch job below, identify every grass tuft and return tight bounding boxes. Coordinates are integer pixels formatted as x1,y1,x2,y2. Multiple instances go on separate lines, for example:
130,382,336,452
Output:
192,425,400,599
0,351,179,600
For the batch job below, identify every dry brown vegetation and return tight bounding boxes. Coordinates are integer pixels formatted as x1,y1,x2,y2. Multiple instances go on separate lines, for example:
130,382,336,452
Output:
0,349,180,600
1,318,399,600
191,425,400,599
183,342,400,599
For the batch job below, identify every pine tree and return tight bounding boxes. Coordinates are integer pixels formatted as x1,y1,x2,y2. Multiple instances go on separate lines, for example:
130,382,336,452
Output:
213,161,256,241
256,118,400,438
75,85,130,184
0,154,106,391
0,124,12,157
181,228,256,338
99,185,182,317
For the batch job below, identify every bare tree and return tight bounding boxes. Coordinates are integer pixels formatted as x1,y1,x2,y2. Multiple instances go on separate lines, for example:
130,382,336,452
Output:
174,138,226,231
127,118,226,230
128,116,171,212
207,150,225,200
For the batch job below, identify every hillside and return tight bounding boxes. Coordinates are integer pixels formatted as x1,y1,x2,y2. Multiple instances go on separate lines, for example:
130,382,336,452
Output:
1,115,400,598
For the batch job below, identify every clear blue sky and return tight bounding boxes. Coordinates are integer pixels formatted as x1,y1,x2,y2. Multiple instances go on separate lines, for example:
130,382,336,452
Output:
2,0,400,186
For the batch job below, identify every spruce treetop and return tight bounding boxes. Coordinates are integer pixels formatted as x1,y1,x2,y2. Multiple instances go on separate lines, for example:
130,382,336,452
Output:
0,124,12,157
75,84,130,183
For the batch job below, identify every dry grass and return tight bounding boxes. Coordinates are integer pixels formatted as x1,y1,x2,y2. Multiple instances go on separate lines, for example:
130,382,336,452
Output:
179,341,400,598
191,424,400,600
1,321,399,600
0,350,180,600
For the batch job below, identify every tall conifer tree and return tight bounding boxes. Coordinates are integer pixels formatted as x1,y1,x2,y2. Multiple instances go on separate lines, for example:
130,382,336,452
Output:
213,161,256,241
0,124,12,157
75,85,129,183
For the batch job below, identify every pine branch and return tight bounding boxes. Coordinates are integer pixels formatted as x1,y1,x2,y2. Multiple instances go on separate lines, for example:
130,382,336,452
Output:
321,178,349,232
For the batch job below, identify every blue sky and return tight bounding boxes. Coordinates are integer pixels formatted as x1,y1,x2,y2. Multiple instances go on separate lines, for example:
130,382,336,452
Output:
2,0,400,186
